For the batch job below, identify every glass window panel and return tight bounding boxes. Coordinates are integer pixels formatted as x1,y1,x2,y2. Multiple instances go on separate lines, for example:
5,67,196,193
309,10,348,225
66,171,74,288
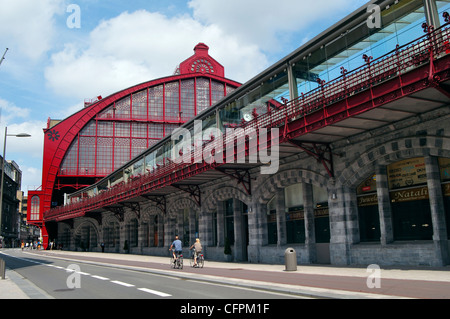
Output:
131,138,147,158
79,136,96,175
114,138,130,170
132,90,147,120
149,85,164,121
196,78,210,114
80,121,96,136
164,123,180,137
96,137,113,175
115,96,131,119
115,122,130,137
97,121,113,136
165,82,180,121
30,196,40,221
211,80,225,105
148,123,164,139
60,137,78,175
180,79,195,121
98,105,114,119
132,123,147,138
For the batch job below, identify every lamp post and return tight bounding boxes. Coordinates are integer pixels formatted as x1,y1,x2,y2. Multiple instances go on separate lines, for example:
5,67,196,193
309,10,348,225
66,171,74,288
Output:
0,127,31,247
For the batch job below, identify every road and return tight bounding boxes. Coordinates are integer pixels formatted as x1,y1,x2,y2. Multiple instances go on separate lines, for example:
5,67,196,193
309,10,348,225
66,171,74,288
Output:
0,249,305,301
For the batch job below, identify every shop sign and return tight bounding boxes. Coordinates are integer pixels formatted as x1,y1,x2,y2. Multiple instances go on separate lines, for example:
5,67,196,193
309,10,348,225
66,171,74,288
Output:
314,208,329,218
357,194,378,207
390,186,429,203
286,210,304,221
388,157,427,189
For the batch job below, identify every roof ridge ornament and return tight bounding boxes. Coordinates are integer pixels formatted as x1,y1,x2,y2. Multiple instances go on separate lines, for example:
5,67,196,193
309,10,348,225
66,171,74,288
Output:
177,43,225,77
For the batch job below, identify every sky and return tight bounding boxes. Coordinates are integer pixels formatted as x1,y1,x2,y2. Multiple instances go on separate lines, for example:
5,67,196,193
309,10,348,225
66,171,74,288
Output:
0,0,369,194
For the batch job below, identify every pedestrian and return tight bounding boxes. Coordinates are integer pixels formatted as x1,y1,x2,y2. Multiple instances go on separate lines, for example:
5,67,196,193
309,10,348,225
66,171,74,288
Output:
189,238,202,267
101,242,105,253
21,241,24,251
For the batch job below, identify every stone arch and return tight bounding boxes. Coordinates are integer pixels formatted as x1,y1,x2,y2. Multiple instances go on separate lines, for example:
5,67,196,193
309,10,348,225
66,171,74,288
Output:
123,209,140,225
203,186,251,212
101,214,121,251
254,167,330,206
338,135,450,188
57,222,73,249
73,218,100,251
141,205,165,222
167,197,200,218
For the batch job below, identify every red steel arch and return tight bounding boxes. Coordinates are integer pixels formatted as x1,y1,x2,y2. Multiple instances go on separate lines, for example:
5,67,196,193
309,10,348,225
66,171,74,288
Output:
28,44,241,248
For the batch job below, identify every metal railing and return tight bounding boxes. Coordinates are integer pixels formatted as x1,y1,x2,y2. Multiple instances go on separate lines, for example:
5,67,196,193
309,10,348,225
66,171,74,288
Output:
45,21,450,221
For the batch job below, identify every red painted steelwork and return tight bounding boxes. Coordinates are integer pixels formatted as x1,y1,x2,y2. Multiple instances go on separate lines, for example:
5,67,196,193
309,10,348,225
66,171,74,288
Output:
44,25,450,224
27,44,241,249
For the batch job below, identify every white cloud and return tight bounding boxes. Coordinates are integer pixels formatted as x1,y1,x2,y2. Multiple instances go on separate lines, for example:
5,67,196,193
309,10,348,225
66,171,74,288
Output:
44,9,268,100
0,120,46,193
188,0,367,51
0,0,66,61
2,121,45,159
19,165,43,195
0,98,31,123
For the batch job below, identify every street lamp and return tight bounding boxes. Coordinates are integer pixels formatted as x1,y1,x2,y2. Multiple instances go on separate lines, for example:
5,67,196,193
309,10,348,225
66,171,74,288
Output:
0,127,31,247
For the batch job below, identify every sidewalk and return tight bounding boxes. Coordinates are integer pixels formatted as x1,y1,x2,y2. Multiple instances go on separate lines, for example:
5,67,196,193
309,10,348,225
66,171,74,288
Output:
3,249,450,299
0,268,52,299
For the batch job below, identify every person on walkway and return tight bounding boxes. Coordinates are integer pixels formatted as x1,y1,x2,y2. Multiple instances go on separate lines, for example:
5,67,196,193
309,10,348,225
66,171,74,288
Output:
169,235,183,262
189,238,202,267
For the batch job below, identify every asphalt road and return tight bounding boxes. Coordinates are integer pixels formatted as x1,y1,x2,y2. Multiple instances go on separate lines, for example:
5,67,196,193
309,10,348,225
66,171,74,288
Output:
1,249,305,301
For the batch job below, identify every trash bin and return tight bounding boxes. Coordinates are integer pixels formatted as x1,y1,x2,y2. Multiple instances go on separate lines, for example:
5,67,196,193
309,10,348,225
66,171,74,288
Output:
284,248,297,271
0,258,5,279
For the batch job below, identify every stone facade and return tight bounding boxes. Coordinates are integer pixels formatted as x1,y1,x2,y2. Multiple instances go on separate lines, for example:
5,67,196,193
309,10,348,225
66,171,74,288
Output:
57,105,450,267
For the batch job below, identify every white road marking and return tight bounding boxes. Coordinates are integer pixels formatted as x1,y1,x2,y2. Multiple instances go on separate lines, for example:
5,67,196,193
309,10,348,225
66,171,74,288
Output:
111,280,135,287
137,288,172,297
91,275,110,281
4,251,172,298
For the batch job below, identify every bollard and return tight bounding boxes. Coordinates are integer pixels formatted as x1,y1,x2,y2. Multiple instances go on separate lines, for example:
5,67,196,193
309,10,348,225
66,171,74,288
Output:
284,248,297,271
0,258,5,280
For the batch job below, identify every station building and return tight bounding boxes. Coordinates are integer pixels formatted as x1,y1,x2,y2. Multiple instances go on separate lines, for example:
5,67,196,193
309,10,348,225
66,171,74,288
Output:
31,0,450,267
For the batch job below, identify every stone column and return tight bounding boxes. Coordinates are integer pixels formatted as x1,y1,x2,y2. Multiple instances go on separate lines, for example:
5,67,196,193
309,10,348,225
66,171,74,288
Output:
216,201,225,247
329,186,350,265
248,201,264,263
189,208,196,244
157,215,164,247
303,182,316,263
376,165,394,245
276,189,287,246
233,199,244,261
425,155,449,266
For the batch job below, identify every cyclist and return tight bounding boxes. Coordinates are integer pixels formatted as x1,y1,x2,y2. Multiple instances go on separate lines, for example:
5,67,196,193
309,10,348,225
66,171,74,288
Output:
189,238,202,267
169,235,183,263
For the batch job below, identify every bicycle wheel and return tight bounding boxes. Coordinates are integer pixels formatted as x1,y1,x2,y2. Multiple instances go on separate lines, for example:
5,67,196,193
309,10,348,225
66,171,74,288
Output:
179,257,183,269
198,255,204,268
170,257,175,268
190,255,195,267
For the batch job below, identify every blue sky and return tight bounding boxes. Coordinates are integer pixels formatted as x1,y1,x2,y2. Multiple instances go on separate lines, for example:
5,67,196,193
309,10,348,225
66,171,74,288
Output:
0,0,368,194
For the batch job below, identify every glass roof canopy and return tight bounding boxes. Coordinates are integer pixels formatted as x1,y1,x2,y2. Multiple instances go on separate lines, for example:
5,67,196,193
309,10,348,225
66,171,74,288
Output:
65,0,446,202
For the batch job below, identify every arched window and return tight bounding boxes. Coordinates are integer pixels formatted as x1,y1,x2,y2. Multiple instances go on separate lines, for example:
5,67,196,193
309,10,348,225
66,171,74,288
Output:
30,195,40,221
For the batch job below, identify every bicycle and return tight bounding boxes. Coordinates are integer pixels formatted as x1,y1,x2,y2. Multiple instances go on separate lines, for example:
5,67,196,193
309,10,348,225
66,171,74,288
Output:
190,250,204,268
170,250,183,269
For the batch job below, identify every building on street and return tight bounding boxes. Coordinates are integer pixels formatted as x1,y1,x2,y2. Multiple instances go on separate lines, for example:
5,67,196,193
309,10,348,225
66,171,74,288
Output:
30,0,450,267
